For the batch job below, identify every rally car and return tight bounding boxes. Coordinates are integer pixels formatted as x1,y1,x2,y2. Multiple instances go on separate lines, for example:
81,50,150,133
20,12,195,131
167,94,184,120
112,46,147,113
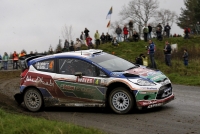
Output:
14,49,174,114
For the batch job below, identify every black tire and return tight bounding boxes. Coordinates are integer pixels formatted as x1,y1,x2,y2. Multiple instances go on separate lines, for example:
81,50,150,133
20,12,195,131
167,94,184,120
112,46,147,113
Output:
109,87,134,114
24,88,43,112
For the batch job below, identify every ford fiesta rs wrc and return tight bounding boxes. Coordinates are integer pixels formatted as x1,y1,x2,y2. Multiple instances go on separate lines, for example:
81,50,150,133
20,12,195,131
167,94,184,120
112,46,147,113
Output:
14,49,174,114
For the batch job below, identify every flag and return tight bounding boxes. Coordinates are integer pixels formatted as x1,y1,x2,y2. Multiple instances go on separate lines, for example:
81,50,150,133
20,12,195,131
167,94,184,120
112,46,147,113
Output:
107,21,111,28
106,7,112,19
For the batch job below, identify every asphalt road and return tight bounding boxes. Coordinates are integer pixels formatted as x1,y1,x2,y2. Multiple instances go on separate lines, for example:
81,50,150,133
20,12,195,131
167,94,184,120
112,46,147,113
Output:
0,79,200,134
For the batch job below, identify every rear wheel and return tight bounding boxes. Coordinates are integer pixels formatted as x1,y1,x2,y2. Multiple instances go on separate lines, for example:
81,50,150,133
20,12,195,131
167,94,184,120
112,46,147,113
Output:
109,87,134,114
24,88,43,112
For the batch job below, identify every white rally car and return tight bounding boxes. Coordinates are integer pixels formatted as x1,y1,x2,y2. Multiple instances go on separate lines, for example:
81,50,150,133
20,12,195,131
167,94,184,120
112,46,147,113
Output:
15,49,174,114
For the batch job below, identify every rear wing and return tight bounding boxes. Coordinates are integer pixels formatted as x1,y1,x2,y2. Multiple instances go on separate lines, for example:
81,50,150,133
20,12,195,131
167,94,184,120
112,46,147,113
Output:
19,54,47,71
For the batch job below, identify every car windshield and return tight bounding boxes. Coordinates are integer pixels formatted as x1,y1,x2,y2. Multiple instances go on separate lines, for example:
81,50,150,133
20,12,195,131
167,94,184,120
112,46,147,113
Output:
89,53,136,72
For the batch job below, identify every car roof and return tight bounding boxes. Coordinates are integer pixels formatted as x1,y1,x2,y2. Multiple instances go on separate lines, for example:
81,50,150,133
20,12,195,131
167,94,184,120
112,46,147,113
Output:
29,49,105,64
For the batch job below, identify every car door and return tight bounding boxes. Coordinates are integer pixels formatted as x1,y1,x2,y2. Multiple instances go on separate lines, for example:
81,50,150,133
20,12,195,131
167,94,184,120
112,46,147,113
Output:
54,58,108,105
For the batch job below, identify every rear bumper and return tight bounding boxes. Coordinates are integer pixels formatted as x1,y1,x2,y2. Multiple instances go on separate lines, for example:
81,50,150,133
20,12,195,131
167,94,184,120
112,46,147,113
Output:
137,94,175,109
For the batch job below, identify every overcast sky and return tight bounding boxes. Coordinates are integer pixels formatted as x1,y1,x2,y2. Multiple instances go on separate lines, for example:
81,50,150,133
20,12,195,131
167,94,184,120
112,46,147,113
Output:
0,0,185,55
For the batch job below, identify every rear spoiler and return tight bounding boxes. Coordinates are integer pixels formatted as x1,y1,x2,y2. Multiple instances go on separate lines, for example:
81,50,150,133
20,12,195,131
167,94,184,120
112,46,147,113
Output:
19,54,47,71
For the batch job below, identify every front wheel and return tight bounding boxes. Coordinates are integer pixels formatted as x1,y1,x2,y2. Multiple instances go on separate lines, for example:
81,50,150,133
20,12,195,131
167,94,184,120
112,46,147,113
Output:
24,88,43,112
109,87,134,114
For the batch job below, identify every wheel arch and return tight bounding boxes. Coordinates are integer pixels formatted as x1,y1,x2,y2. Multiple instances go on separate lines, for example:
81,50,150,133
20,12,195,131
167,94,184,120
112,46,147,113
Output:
106,82,136,105
22,86,45,107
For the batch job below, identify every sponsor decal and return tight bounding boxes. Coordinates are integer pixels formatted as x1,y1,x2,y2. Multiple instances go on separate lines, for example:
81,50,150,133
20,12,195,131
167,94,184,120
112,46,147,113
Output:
76,77,94,84
94,79,101,85
60,84,75,91
147,103,163,108
35,60,54,70
100,79,108,85
75,86,96,94
25,76,54,87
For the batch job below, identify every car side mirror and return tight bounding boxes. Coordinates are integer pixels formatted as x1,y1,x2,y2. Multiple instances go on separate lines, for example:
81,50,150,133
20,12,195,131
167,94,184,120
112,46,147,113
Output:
74,72,83,78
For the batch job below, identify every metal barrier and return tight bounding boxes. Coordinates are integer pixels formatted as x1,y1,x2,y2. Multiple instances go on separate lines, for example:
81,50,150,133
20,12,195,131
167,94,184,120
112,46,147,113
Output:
0,59,20,70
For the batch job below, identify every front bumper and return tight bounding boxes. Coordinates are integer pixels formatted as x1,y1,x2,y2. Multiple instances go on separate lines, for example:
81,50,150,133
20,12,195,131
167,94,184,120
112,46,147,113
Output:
137,94,175,109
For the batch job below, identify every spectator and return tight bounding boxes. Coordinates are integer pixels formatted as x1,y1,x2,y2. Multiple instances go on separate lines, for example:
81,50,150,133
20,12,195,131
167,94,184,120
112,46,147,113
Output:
94,30,100,49
148,40,157,69
105,32,111,43
143,24,149,42
86,35,94,49
2,52,9,70
75,38,81,51
182,49,188,66
19,50,26,57
0,54,2,64
123,25,128,42
100,33,106,44
128,20,134,37
173,33,177,37
115,25,122,42
111,37,119,46
156,27,162,41
184,27,190,39
133,31,139,42
64,39,70,51
84,28,90,38
157,23,163,32
12,51,19,69
80,32,86,45
69,40,74,51
135,54,148,66
195,21,200,34
148,24,152,39
163,41,172,66
164,23,171,38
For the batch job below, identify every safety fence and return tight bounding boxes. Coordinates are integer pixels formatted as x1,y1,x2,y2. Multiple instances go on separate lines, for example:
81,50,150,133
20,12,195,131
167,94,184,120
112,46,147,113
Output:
0,59,20,70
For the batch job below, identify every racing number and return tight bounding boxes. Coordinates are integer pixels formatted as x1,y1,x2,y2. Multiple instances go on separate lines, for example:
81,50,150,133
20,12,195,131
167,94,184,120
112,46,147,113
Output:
49,61,54,70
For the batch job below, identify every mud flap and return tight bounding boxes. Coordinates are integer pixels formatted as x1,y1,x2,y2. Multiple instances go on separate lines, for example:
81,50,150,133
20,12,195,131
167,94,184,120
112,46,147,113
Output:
14,93,23,105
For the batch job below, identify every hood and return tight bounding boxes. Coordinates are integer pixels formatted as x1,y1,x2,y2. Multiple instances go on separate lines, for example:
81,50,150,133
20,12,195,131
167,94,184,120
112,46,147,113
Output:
124,67,167,82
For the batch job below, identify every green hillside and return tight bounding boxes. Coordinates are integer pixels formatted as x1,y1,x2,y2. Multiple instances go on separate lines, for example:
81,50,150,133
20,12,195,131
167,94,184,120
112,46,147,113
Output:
88,36,200,86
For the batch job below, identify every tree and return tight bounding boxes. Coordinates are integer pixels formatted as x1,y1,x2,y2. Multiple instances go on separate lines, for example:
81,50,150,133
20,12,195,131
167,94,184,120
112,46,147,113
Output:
194,0,200,21
119,0,159,35
177,0,198,30
155,9,178,35
61,25,74,42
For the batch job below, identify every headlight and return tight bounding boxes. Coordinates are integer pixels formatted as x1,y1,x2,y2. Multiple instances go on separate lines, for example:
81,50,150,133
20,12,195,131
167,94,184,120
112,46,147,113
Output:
129,79,155,86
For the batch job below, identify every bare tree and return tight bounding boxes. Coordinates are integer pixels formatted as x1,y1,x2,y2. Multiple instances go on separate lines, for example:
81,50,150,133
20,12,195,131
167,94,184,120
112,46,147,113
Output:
155,9,178,35
61,25,74,42
119,0,159,35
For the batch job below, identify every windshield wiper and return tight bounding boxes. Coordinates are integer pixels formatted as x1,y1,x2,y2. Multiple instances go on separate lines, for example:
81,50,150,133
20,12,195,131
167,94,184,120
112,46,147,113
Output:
126,66,139,71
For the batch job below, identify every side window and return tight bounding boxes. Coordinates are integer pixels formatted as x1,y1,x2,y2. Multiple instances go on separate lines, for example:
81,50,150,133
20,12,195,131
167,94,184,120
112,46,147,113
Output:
58,58,98,77
59,59,76,75
33,59,54,72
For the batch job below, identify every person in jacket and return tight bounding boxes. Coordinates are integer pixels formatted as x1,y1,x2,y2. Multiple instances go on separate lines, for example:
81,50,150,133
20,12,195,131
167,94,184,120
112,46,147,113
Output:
133,31,139,42
184,27,190,39
148,24,152,39
163,41,172,66
12,51,19,69
143,24,149,42
86,35,94,49
100,33,106,44
115,25,122,42
128,20,134,37
94,30,100,49
80,32,86,45
164,23,171,38
84,28,90,38
148,40,157,69
75,38,82,51
111,37,119,46
19,50,26,57
105,32,111,43
156,27,162,41
182,49,188,66
123,25,128,41
3,52,9,70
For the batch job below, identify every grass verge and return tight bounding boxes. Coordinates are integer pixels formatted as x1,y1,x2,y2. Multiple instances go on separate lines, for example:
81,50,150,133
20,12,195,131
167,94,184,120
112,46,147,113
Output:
0,108,104,134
